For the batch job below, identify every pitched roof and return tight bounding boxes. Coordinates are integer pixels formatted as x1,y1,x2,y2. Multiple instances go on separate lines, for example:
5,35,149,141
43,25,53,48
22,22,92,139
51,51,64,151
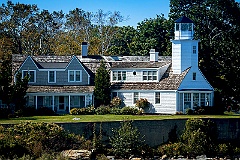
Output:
175,16,193,23
111,66,190,90
27,85,94,93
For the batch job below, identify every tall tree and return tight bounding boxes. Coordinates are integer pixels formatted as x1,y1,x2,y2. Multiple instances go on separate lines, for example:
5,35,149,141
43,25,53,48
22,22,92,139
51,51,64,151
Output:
169,0,240,108
94,61,111,107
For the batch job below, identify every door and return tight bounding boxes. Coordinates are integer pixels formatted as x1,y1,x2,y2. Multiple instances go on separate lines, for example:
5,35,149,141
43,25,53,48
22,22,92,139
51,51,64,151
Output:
59,96,65,111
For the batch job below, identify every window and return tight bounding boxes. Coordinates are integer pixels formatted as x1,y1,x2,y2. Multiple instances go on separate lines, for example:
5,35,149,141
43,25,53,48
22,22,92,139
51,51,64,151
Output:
133,92,139,103
143,71,157,81
155,92,161,104
176,23,179,31
68,70,82,82
181,23,188,31
22,70,35,83
184,93,191,109
193,46,196,54
193,72,196,80
112,71,126,81
188,23,192,31
48,71,56,83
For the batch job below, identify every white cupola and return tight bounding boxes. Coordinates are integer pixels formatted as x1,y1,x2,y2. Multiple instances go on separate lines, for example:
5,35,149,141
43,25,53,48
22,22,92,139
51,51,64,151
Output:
174,16,194,40
171,16,199,74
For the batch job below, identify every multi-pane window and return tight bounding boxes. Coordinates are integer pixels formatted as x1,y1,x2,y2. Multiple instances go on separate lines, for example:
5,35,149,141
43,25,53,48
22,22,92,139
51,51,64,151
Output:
22,70,35,83
193,46,196,54
112,71,126,81
48,71,56,83
143,71,157,81
133,92,139,103
184,93,191,109
155,92,161,104
193,72,196,80
68,70,82,82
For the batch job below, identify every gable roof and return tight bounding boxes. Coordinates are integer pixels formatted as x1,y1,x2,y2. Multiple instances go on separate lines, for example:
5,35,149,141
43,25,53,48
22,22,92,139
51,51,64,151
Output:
110,61,170,69
111,65,190,90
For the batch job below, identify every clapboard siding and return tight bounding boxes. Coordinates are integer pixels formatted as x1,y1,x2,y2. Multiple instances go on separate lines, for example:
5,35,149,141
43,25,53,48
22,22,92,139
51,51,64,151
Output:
115,90,177,114
178,68,213,90
17,56,90,86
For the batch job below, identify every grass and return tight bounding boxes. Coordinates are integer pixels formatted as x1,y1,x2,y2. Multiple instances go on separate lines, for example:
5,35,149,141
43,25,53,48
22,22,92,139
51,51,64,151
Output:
0,112,239,124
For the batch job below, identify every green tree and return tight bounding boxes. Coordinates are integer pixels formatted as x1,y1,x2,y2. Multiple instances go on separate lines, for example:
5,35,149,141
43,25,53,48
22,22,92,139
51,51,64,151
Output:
110,120,144,158
0,53,12,105
11,72,29,111
94,61,111,107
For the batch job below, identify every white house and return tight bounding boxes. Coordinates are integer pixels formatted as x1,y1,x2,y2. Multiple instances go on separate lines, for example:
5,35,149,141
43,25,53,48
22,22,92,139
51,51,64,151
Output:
13,16,214,114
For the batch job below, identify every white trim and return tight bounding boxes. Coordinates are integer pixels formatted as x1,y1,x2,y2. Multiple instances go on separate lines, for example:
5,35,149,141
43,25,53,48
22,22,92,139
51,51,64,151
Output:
142,70,158,82
68,70,82,82
48,71,56,83
22,70,36,83
112,70,127,82
154,92,161,104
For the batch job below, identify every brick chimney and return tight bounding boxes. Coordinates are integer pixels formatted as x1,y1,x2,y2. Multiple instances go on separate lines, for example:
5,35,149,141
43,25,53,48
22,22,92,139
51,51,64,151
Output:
81,42,88,58
150,49,158,62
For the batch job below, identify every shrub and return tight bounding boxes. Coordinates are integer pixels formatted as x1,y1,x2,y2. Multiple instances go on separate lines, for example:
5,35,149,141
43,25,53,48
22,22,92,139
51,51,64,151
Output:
95,105,111,115
0,108,11,119
37,107,55,116
70,106,95,115
110,107,122,115
109,120,144,158
121,106,138,115
135,98,149,110
158,142,186,157
110,97,122,108
0,122,87,159
185,108,193,115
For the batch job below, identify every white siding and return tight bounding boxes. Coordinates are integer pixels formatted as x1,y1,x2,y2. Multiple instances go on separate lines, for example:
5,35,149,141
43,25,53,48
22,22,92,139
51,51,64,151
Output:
178,68,213,90
154,91,177,114
113,90,177,114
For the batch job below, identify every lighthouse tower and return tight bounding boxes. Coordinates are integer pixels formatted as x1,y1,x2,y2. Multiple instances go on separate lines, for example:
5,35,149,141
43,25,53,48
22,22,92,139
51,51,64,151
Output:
171,16,199,74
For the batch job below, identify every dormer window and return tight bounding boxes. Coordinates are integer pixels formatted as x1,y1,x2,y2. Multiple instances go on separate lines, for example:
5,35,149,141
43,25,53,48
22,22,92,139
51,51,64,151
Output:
112,71,126,81
68,70,82,82
48,71,56,83
22,70,36,83
143,71,157,81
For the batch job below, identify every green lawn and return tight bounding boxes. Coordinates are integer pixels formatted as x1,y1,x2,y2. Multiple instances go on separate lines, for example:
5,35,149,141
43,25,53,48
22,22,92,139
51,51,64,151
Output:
0,112,239,124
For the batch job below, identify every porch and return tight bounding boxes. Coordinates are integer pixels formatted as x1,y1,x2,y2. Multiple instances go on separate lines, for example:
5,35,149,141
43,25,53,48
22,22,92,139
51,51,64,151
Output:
26,94,93,113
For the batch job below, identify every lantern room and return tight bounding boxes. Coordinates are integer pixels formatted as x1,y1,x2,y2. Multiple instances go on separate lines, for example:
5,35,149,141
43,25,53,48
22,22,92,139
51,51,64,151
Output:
174,16,194,40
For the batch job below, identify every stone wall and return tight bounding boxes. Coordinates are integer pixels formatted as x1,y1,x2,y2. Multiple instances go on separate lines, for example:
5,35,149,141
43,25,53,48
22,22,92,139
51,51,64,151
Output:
57,118,240,147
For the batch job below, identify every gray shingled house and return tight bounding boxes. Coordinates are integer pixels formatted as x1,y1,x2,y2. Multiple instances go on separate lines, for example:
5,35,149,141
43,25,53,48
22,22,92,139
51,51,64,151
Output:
13,16,214,114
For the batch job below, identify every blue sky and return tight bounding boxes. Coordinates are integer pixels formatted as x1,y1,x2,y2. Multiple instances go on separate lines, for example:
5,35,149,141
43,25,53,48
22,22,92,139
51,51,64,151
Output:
6,0,170,28
3,0,240,28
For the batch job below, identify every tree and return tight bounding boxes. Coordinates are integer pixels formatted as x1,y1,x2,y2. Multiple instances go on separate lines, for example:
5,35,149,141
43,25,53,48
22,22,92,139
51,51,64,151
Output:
93,61,111,107
11,72,29,111
169,0,240,108
110,120,144,158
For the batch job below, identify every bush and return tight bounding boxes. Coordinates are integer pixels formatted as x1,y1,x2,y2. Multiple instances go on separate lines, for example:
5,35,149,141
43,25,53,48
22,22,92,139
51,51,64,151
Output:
135,98,149,110
37,107,55,116
95,105,111,115
0,108,11,119
121,106,138,115
0,122,87,159
185,108,193,115
110,97,122,108
158,142,186,157
110,107,122,115
70,106,95,115
109,120,144,158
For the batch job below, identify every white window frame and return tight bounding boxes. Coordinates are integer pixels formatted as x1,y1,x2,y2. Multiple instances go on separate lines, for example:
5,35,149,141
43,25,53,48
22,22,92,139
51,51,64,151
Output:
48,71,56,83
143,71,157,81
133,92,139,104
112,71,126,81
68,70,82,82
155,92,161,104
22,70,36,83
